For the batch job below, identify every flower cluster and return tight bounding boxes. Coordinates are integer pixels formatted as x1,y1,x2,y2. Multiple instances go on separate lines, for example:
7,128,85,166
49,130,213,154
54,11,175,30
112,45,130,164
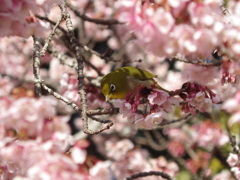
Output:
227,152,240,179
0,0,61,37
69,0,115,42
0,0,239,179
0,139,90,180
221,60,240,85
60,73,81,105
194,120,229,148
115,0,240,59
60,72,108,109
166,120,229,158
90,139,179,180
179,82,220,115
0,37,33,77
0,96,70,140
223,90,240,126
113,86,178,129
113,82,220,129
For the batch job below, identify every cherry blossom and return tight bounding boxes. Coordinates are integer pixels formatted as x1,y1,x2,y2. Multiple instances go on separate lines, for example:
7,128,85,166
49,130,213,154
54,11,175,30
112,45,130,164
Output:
195,120,229,148
1,0,240,179
0,0,62,37
223,90,240,125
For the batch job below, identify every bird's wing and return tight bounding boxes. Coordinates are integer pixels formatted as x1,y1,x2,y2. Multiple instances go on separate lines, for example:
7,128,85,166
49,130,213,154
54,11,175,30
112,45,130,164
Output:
126,75,158,89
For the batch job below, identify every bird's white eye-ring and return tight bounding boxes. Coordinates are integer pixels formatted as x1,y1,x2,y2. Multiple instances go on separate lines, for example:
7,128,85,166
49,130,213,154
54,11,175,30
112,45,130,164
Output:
110,84,116,92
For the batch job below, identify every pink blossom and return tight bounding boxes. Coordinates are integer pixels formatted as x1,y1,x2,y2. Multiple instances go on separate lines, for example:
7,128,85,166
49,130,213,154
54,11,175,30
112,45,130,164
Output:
193,29,219,58
213,170,231,180
196,121,229,148
111,149,151,179
26,154,88,180
186,151,211,174
227,153,239,167
89,161,112,180
180,82,220,115
0,37,34,77
0,139,83,179
63,90,81,105
135,111,167,129
172,25,197,54
168,141,185,157
149,156,179,177
231,166,240,179
187,92,213,112
128,113,145,127
71,146,87,164
148,89,169,105
114,0,227,58
153,8,175,34
112,87,175,129
228,112,240,126
182,64,220,87
106,139,134,160
112,99,132,118
0,96,71,139
223,91,240,126
0,0,61,37
49,58,76,81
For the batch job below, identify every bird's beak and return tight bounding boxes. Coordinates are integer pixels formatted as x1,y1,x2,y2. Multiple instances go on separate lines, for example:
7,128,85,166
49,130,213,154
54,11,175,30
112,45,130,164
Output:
105,94,111,101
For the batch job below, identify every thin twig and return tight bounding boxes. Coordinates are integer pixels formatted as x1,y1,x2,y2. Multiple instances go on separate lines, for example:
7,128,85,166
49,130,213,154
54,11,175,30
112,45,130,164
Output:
158,114,192,127
32,36,42,96
0,73,33,84
36,15,67,34
66,1,122,25
41,84,80,111
125,171,175,180
171,56,222,67
47,45,78,70
143,131,167,151
0,72,119,116
87,108,119,116
230,135,240,155
89,116,113,124
40,13,64,56
167,151,199,180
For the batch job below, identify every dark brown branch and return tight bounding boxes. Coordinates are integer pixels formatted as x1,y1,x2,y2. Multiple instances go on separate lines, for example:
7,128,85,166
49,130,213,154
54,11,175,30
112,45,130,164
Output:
36,15,67,34
171,56,222,67
142,130,167,151
89,116,113,124
158,114,192,127
87,108,119,116
60,1,113,134
37,15,107,76
66,1,122,25
41,84,80,111
40,13,64,56
32,36,42,96
125,171,174,180
0,72,119,116
230,135,240,155
0,73,33,84
47,45,78,70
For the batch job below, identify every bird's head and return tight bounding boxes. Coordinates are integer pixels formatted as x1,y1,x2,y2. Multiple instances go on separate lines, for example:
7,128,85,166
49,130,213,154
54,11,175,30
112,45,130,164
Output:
100,70,128,101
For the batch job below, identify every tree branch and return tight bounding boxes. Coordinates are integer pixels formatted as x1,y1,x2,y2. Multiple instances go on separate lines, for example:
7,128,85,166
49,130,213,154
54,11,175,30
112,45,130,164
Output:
60,1,113,134
66,1,122,25
32,36,42,96
125,171,175,180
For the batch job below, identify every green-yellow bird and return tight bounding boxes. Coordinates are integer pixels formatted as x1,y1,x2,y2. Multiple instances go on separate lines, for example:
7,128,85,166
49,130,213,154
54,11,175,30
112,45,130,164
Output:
101,67,162,101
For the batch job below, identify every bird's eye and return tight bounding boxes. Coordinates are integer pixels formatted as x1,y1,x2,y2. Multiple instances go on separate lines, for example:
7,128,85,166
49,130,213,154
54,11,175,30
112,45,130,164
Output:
110,84,116,92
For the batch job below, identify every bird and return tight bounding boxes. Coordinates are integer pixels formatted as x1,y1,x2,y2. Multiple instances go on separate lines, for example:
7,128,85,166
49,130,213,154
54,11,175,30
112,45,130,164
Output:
100,66,162,101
